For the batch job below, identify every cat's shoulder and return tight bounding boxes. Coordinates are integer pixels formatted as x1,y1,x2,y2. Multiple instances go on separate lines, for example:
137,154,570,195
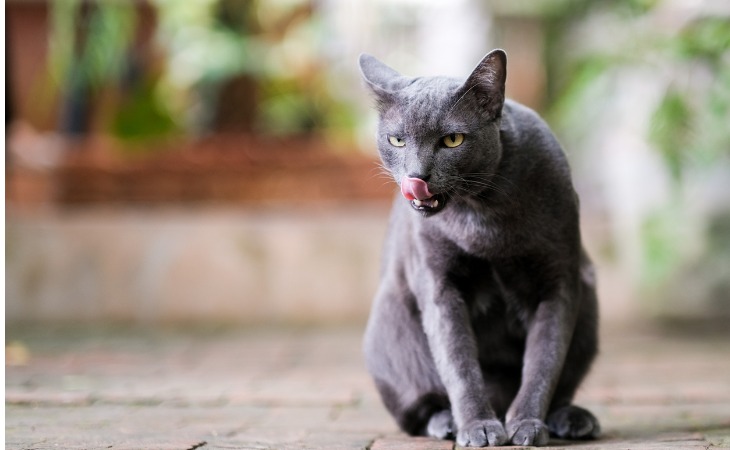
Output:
501,99,564,156
501,99,549,133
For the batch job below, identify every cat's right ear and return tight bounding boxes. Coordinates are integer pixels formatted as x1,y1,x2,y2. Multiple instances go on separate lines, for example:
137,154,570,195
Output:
358,54,405,107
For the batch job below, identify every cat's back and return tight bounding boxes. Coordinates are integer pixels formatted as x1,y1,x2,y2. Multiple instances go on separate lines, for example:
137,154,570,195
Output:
500,99,571,175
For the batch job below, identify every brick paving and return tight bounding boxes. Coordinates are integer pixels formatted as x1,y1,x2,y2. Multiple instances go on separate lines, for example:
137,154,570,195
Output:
5,324,730,449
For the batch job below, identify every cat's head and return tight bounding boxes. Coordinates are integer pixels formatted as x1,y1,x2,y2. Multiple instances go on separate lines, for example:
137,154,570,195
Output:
359,49,507,216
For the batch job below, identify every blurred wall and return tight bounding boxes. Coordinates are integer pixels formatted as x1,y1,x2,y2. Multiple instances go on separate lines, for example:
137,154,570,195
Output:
6,0,729,326
6,208,388,325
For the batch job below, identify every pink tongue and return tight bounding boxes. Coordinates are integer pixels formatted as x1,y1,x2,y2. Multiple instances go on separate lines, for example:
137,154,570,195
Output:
401,177,433,201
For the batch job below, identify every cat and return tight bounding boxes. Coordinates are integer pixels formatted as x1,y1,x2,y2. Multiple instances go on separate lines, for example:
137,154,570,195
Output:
359,49,600,447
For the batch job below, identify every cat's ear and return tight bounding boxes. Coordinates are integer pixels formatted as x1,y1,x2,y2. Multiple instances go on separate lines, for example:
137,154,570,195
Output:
358,54,408,106
459,49,507,119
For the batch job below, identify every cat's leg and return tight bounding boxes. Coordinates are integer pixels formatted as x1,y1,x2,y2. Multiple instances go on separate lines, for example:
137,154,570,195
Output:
506,259,600,446
546,274,600,440
504,283,577,446
363,283,451,437
416,280,508,447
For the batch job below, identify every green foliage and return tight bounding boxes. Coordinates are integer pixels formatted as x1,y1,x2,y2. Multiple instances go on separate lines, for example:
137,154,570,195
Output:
46,0,358,142
547,54,618,142
546,0,730,294
49,1,137,90
649,89,693,181
110,79,179,147
619,0,660,16
152,0,263,84
48,1,181,144
699,68,730,163
658,17,730,175
152,0,356,139
671,17,730,63
640,205,684,286
257,74,358,137
549,4,730,181
258,78,321,135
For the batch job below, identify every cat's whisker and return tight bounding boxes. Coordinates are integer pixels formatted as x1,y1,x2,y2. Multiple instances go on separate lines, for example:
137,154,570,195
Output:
374,172,394,182
445,174,511,200
461,171,517,189
459,174,514,197
369,164,395,184
465,182,508,197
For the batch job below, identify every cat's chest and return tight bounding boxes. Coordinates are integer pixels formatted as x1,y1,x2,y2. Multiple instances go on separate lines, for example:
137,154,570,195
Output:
431,205,516,258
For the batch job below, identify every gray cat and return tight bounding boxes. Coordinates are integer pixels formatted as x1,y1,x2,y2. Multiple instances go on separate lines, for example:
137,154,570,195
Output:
359,49,600,447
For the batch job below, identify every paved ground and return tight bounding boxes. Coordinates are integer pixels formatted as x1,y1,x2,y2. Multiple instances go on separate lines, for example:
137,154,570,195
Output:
6,323,730,449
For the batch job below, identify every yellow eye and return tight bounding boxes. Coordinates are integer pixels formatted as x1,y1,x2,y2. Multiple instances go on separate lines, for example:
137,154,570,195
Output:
443,133,464,148
388,135,406,147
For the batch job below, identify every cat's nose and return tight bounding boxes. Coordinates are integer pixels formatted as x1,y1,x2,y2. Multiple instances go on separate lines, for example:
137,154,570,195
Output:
401,176,434,201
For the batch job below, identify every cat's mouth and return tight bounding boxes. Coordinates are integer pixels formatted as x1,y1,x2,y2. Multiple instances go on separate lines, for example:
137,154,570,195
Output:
410,193,447,214
400,176,447,215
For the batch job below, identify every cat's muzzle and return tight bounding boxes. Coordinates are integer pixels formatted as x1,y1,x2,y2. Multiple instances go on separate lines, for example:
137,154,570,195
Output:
401,177,447,215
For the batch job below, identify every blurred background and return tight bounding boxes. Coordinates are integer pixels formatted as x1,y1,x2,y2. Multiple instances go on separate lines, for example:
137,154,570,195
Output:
6,0,730,328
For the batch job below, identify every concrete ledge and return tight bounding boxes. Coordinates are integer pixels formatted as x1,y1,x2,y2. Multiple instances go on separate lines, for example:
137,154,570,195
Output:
6,206,390,324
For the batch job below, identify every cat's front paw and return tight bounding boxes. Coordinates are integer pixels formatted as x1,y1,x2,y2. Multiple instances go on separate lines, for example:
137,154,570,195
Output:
456,419,507,447
506,418,549,446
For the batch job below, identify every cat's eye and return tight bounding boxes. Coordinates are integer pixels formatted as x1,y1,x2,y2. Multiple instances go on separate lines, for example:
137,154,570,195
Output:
388,135,406,147
443,133,465,148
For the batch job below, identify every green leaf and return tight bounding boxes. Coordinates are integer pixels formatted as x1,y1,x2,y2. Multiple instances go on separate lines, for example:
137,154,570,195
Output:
110,80,179,146
648,89,693,181
641,206,684,287
673,17,730,63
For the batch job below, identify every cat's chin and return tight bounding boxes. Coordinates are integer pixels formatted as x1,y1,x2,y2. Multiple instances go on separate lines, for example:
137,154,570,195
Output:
410,193,447,215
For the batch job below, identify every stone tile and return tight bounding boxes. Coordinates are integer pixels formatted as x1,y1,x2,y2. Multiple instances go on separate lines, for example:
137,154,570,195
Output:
706,428,730,447
5,326,730,450
326,402,399,434
372,435,454,450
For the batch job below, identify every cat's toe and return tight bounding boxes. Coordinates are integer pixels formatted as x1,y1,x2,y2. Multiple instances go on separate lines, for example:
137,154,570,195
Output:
547,405,601,440
506,418,549,446
426,409,454,439
456,419,507,447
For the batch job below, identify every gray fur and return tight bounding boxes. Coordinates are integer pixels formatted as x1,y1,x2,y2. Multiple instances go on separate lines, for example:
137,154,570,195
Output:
359,49,600,447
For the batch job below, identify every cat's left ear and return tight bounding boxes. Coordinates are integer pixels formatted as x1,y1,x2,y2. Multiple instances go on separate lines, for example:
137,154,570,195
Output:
459,49,507,119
